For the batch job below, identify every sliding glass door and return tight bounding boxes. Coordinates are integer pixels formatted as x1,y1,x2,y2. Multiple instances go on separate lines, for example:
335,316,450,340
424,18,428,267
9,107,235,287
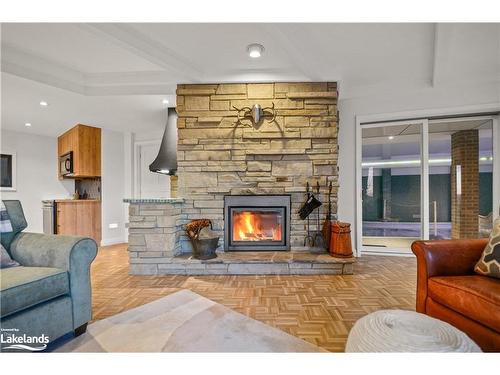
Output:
361,120,427,253
358,115,497,255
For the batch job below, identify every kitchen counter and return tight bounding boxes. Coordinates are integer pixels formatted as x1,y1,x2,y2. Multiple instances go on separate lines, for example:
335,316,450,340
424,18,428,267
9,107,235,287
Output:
54,199,101,203
46,199,102,243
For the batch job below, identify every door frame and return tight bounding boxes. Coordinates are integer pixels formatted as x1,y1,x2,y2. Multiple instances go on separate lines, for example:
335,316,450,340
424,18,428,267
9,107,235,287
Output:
355,104,500,257
133,140,161,199
356,119,429,256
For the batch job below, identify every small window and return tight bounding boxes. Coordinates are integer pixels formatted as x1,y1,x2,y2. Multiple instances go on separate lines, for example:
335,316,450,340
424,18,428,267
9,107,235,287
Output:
1,153,16,191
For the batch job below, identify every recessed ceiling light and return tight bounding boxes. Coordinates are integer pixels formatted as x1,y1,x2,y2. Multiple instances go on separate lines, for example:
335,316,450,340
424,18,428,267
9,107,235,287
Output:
388,136,395,140
39,101,49,107
162,99,169,105
25,123,32,127
247,43,264,58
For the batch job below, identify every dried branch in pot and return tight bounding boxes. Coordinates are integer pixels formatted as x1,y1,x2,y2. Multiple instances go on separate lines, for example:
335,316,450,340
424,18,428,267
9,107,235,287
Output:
185,219,212,240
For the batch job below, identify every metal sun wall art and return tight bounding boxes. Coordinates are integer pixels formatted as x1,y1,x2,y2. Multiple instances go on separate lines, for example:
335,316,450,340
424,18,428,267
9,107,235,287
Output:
233,103,276,128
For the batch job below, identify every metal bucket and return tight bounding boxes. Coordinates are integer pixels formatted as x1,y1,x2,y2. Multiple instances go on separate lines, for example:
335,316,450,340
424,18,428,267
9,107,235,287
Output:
191,237,219,260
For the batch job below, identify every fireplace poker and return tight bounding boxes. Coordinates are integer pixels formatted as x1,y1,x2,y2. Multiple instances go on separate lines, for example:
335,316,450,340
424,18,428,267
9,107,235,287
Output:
322,181,333,249
303,182,314,247
313,181,326,249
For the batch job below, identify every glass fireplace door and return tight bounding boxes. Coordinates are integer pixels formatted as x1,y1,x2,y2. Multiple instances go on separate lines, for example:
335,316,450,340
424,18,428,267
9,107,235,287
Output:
232,209,284,243
224,195,291,251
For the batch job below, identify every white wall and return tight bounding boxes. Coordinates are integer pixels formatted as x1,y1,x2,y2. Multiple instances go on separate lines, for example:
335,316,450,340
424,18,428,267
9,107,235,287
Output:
0,129,74,232
101,129,126,246
338,81,500,254
1,128,129,245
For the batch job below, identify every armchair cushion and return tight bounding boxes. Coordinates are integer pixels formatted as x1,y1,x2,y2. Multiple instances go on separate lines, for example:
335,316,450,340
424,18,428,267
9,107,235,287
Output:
1,243,19,268
0,266,69,317
428,275,500,332
0,200,27,251
475,216,500,279
0,201,13,233
9,232,97,328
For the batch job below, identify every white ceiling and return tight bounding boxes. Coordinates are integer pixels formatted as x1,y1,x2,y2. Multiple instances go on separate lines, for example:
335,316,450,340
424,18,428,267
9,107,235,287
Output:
1,23,499,136
1,73,171,136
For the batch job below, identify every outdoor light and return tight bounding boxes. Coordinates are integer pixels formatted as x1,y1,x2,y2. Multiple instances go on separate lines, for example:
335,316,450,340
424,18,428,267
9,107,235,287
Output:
162,99,169,105
25,123,32,127
388,136,395,140
39,101,48,107
247,43,264,58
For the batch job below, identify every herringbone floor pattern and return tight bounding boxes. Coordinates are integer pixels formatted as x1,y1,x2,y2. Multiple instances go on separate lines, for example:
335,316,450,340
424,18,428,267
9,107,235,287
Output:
91,244,417,352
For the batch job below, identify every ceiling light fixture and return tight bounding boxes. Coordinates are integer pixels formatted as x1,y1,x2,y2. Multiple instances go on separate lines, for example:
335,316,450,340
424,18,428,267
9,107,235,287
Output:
247,43,264,58
39,101,49,107
25,123,32,127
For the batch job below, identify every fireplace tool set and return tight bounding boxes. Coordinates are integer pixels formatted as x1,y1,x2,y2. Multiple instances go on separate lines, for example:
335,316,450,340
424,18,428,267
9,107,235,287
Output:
299,181,331,248
322,181,334,249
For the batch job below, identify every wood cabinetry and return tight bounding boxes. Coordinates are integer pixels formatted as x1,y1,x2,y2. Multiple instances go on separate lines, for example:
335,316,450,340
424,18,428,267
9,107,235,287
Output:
56,200,101,244
58,124,101,178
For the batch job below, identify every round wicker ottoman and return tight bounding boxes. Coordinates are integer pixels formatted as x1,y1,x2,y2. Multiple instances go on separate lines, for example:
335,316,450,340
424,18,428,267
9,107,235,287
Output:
346,310,481,352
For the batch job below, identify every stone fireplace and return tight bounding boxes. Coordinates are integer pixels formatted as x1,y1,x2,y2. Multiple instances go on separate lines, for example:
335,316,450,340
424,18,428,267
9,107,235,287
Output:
224,195,291,251
124,81,354,275
176,82,339,252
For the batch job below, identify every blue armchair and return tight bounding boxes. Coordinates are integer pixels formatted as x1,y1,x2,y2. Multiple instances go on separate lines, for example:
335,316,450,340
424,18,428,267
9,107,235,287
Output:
0,200,98,347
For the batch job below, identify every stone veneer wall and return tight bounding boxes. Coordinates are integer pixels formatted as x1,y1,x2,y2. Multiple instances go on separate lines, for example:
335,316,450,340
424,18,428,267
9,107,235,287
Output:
128,201,184,272
176,82,339,252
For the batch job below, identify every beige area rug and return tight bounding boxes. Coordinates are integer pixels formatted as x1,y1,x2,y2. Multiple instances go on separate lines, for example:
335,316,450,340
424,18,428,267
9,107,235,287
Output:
57,289,324,352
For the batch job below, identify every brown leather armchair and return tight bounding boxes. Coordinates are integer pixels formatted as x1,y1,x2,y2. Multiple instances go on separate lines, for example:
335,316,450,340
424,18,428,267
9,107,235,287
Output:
411,239,500,352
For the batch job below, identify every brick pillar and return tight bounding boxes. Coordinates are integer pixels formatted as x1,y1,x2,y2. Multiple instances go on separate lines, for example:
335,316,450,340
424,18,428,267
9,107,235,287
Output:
451,130,479,239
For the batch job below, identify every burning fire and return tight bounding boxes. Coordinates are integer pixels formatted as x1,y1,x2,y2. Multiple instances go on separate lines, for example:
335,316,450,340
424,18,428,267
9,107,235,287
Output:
233,211,282,242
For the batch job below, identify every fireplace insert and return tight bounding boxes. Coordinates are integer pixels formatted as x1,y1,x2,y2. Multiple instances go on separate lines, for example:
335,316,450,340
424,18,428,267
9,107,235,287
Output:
224,195,291,251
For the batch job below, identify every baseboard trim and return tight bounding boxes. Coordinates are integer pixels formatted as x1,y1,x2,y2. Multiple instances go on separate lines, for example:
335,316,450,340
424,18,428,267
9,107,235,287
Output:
100,237,127,247
362,248,414,257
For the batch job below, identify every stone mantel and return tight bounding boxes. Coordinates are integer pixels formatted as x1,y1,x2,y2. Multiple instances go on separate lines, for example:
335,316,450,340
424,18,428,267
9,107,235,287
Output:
123,198,185,204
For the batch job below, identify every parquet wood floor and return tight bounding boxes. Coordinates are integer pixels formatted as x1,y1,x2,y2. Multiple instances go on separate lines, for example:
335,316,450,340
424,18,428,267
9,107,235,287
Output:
91,244,417,352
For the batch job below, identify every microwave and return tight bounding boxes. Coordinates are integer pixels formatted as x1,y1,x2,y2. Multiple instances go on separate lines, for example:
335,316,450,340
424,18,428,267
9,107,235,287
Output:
59,151,73,176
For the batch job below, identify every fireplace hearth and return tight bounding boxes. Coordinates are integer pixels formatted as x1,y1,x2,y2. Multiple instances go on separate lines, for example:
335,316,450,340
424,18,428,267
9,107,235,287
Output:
224,195,291,251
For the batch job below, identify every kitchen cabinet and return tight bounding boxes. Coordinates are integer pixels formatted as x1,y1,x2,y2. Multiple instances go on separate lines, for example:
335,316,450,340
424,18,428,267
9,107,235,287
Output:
56,200,101,244
58,124,101,178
